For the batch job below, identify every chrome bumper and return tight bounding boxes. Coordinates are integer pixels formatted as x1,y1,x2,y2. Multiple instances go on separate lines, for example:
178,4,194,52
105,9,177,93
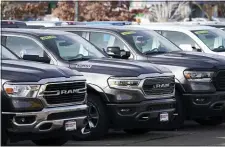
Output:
2,104,88,133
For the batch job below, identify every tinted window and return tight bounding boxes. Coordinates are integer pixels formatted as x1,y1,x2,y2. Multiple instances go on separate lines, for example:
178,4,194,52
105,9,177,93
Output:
1,45,19,60
161,31,199,49
192,29,225,52
39,34,106,61
119,30,181,54
5,36,45,57
89,32,129,51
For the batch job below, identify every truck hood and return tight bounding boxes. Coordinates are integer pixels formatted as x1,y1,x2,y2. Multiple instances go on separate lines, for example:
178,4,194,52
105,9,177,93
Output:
69,58,171,77
2,60,81,82
148,51,225,69
217,52,225,56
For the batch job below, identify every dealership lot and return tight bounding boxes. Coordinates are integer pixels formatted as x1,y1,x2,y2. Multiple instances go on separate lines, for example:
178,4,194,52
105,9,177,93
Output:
9,121,225,146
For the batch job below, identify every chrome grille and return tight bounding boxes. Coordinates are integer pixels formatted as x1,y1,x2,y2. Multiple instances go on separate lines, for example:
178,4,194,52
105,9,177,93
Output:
215,70,225,90
42,82,86,105
142,77,175,97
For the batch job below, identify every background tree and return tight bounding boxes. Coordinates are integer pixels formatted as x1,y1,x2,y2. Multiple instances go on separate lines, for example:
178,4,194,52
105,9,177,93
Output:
1,2,47,20
146,2,190,22
52,1,75,21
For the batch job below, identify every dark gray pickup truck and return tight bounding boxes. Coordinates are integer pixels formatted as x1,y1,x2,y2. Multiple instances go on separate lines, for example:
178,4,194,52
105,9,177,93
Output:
1,45,88,145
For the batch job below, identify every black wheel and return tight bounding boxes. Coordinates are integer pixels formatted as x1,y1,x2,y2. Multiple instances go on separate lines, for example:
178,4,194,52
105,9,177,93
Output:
124,128,150,135
195,116,224,126
73,92,109,141
157,91,185,130
1,129,8,146
32,138,68,146
1,119,8,146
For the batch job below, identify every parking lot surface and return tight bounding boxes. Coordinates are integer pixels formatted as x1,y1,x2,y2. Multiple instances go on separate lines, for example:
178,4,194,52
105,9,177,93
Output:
9,121,225,146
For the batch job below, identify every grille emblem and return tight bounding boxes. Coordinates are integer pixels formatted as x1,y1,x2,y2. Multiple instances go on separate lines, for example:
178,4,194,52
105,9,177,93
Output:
153,83,170,89
60,89,81,95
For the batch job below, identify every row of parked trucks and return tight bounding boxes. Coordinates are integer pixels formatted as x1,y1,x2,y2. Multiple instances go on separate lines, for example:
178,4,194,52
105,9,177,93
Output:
1,20,225,145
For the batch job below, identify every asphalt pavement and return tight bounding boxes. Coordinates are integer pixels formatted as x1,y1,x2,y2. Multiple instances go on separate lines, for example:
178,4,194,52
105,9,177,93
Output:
9,121,225,146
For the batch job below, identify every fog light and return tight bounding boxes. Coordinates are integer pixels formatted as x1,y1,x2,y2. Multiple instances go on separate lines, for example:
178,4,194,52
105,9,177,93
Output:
118,107,136,115
14,116,36,124
193,97,210,104
116,93,133,101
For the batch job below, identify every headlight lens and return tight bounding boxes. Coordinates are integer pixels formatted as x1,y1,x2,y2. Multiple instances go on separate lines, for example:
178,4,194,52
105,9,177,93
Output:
3,83,40,98
108,77,141,89
184,71,214,82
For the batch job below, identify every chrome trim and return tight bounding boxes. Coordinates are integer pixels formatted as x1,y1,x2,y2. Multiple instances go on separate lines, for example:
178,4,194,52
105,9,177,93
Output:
2,104,88,133
139,76,175,99
38,81,87,107
108,73,175,99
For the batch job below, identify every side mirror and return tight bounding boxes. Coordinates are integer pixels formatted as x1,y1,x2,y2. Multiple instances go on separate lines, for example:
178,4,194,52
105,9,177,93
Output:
120,50,131,59
179,44,193,52
106,47,121,58
106,47,131,59
20,49,50,63
192,46,202,52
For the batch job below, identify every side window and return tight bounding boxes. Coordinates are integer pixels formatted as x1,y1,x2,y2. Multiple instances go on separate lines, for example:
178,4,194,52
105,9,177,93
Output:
161,31,200,49
89,32,129,52
5,36,45,57
5,36,52,63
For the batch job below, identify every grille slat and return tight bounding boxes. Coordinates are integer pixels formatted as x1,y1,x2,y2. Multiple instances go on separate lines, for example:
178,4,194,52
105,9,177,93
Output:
43,82,86,105
142,77,175,97
216,71,225,90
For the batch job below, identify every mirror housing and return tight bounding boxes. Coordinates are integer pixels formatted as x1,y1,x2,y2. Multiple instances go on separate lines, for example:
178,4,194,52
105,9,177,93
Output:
179,44,193,52
20,49,50,63
106,46,121,58
120,50,131,59
106,47,130,59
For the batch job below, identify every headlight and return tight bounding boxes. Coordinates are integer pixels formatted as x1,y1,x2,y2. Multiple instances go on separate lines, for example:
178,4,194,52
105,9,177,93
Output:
3,83,40,98
184,71,214,82
108,77,141,89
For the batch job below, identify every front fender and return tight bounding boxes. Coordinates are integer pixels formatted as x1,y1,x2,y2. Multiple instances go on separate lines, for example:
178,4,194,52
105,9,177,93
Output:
87,83,110,102
175,78,186,93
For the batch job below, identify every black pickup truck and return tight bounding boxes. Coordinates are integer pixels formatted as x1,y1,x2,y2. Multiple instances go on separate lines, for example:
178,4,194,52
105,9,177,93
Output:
45,25,225,129
2,28,176,140
1,45,88,145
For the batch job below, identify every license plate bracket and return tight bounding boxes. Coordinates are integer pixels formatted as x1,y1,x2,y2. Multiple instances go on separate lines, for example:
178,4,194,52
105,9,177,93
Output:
65,120,77,131
160,112,169,122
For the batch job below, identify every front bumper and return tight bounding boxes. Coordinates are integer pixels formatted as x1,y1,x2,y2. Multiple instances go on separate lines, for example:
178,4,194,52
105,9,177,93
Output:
183,91,225,119
106,98,176,129
3,104,88,133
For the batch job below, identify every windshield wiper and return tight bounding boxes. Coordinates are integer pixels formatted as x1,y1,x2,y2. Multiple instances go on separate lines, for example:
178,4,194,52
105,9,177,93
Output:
144,51,167,55
67,56,92,61
212,47,225,52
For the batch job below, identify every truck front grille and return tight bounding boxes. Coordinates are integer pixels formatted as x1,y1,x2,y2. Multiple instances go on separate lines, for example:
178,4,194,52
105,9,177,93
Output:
43,82,86,105
142,77,175,97
215,70,225,90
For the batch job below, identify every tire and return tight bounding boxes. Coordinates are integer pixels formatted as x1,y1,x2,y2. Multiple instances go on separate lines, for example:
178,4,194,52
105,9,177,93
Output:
32,138,68,146
73,92,109,141
157,91,185,130
124,128,150,135
1,119,8,146
1,130,8,146
195,116,224,126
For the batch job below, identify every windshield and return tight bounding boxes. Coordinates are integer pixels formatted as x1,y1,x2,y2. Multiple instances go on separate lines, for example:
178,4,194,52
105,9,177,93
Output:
39,33,106,61
192,29,225,52
119,30,182,55
1,45,19,60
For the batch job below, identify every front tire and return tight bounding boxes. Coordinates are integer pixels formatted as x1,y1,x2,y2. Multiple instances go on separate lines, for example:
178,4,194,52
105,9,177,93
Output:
32,138,68,146
73,92,109,141
195,116,224,126
124,128,150,135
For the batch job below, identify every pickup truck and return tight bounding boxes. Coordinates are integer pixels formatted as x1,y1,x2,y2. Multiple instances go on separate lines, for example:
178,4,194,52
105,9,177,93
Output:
2,28,176,140
1,45,88,145
45,25,225,129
